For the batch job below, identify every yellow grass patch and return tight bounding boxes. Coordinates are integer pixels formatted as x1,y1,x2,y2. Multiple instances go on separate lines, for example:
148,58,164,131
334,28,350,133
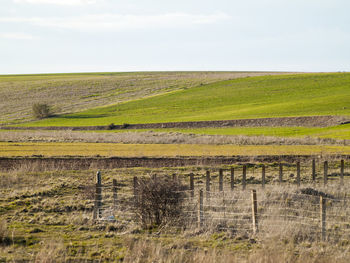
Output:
1,142,350,157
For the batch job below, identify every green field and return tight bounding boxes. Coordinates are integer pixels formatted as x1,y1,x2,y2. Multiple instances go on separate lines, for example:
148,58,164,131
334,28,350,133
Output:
94,123,350,140
23,72,350,127
0,71,276,125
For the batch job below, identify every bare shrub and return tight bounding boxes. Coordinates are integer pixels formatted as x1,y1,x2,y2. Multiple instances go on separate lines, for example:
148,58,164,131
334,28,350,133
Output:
32,103,53,119
133,177,187,227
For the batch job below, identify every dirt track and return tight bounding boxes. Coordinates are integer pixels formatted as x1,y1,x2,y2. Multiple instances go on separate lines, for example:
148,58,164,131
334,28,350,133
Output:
1,155,349,171
2,116,349,131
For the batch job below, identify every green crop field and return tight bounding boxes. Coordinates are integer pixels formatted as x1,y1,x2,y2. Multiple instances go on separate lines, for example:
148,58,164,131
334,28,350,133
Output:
22,72,350,127
0,71,279,125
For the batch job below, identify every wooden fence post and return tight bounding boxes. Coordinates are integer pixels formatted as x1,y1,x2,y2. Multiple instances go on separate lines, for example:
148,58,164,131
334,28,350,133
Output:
251,189,258,234
230,167,234,190
133,176,138,207
93,171,102,220
312,159,316,181
113,179,117,211
320,196,326,241
262,165,265,188
219,169,223,192
340,159,344,185
296,162,301,187
279,163,283,184
242,165,247,190
190,173,194,198
324,161,328,186
198,189,204,228
206,171,210,201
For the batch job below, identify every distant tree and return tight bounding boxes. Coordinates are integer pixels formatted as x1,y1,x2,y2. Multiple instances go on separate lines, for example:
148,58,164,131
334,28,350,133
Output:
32,103,53,119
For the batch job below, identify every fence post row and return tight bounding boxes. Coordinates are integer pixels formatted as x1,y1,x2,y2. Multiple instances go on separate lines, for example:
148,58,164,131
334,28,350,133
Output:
261,165,265,188
279,163,283,184
198,189,204,228
242,165,247,190
341,159,344,185
219,169,223,192
324,161,328,186
133,176,138,207
296,161,301,187
93,171,102,220
230,167,234,190
113,179,117,211
320,196,326,241
206,171,210,201
190,173,194,198
251,189,258,234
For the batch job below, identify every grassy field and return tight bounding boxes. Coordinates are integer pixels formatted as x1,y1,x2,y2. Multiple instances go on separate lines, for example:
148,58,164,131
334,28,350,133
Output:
92,123,350,140
23,72,350,127
0,71,279,125
1,142,350,157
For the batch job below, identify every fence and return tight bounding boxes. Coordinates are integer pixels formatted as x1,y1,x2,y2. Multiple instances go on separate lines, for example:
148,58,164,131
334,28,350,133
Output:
92,159,350,242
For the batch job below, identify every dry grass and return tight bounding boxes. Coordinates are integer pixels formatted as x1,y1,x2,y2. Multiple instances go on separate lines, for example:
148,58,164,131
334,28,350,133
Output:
1,163,350,262
1,141,350,157
1,130,349,146
0,72,283,124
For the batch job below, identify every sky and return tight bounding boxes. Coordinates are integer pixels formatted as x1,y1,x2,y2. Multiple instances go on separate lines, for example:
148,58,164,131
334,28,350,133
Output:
0,0,349,74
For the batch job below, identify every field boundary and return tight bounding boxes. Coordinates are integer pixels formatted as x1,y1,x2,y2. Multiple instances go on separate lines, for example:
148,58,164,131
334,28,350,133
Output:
1,115,350,131
1,155,350,170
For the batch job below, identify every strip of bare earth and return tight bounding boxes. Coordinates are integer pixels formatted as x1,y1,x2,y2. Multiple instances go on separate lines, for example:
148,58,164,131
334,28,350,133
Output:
2,115,350,130
1,155,349,171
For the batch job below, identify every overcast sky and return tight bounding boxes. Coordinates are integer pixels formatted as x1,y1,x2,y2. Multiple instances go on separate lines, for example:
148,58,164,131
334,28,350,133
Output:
1,0,349,74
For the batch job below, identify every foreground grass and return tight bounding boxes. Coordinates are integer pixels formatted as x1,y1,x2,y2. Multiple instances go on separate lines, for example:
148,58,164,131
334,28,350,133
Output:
26,72,350,126
1,142,350,157
1,166,349,262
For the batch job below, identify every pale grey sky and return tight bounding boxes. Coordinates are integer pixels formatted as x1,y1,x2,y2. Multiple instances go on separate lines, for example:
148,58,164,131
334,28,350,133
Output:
1,0,349,74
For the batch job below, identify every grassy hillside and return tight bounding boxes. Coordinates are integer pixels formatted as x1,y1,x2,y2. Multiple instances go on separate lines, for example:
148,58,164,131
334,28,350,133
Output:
25,72,350,127
0,71,279,124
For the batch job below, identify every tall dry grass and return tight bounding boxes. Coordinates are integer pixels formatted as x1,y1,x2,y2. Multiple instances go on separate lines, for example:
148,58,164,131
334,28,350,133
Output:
0,130,348,145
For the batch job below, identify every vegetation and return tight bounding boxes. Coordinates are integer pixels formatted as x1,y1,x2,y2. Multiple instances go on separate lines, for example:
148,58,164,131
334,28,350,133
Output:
134,177,187,227
1,142,350,157
32,103,53,119
23,72,350,127
0,164,349,262
0,71,275,124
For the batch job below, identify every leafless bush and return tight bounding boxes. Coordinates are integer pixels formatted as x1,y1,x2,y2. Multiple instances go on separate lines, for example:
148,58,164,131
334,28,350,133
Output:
32,103,53,119
133,177,188,227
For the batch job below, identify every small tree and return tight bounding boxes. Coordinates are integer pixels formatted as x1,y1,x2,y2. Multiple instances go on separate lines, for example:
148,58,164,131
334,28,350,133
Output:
32,103,52,119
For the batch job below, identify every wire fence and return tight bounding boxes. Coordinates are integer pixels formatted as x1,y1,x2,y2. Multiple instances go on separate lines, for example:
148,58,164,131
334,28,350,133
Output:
91,159,350,243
